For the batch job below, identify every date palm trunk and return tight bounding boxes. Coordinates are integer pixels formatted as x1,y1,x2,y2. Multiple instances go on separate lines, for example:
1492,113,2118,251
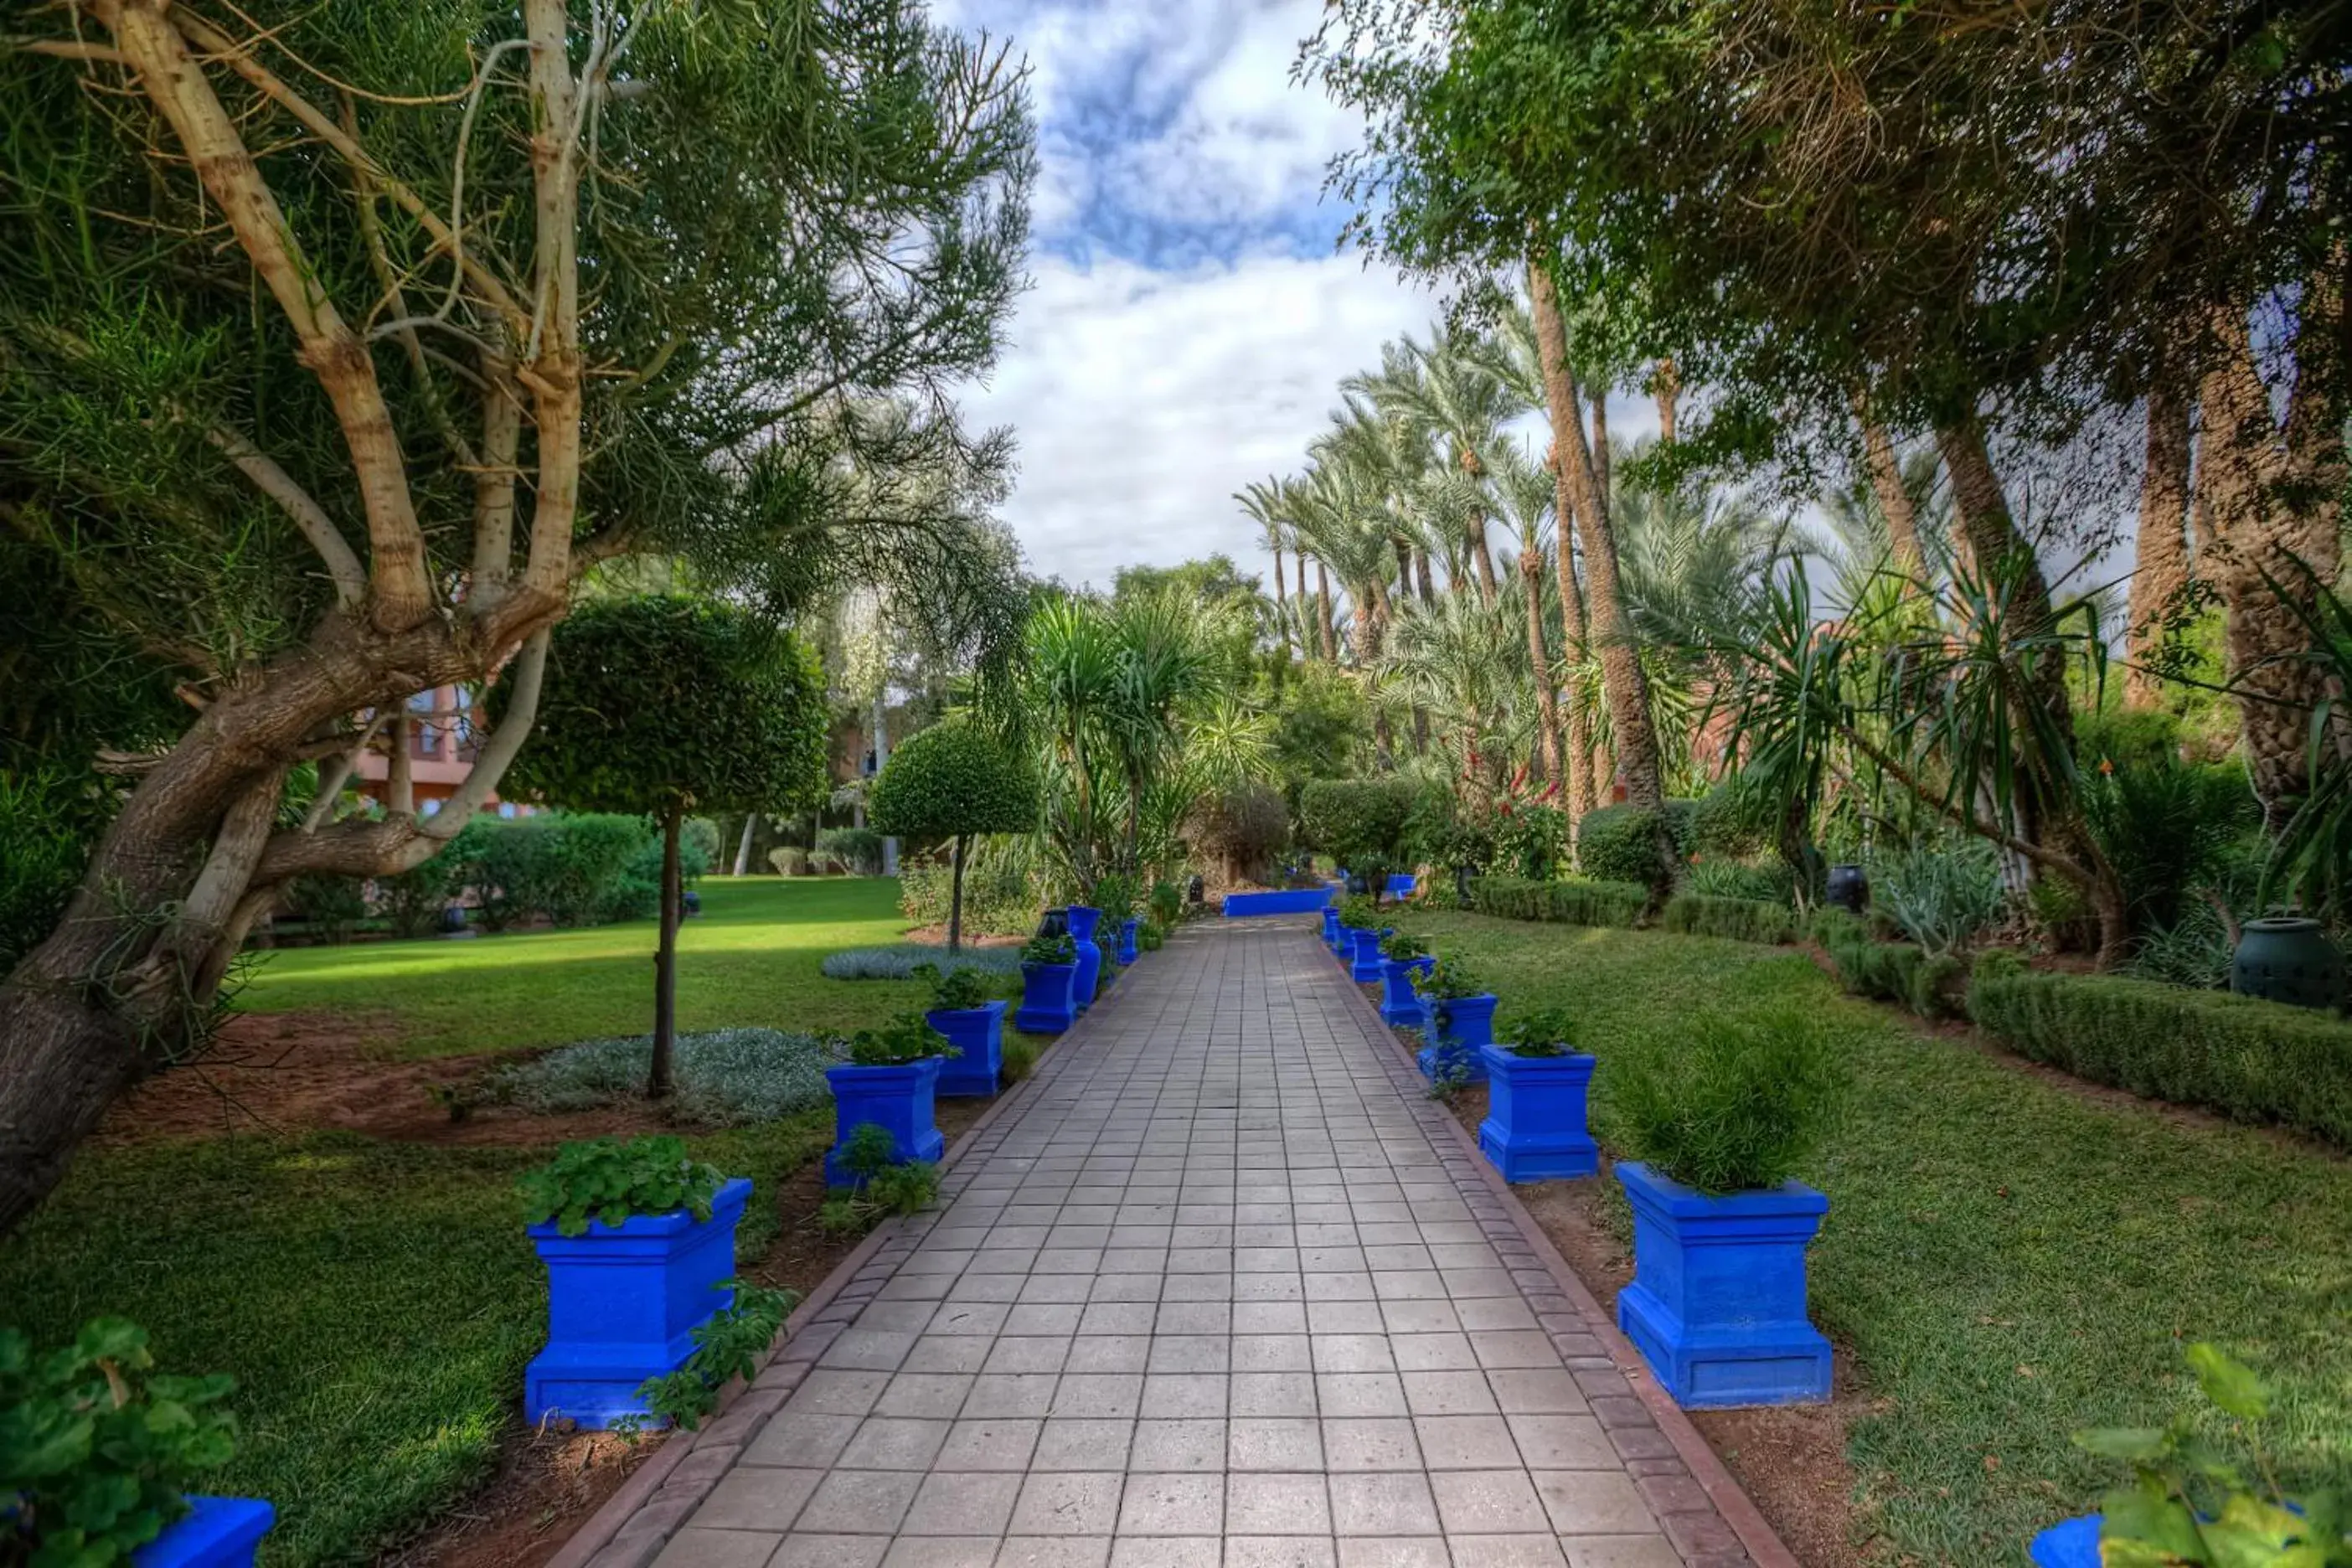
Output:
1316,562,1338,663
1857,410,1926,578
2124,371,2195,708
1521,550,1564,787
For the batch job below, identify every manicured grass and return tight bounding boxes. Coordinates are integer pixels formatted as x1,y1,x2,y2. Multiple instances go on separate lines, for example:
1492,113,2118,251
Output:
1416,911,2352,1566
0,1116,830,1568
240,876,925,1058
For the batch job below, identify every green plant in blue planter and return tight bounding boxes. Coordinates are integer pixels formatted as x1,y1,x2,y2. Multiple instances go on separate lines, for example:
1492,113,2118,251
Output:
518,1134,726,1237
1415,952,1496,1086
0,1318,259,1568
1015,930,1080,1033
1610,1008,1844,1407
1478,1008,1597,1181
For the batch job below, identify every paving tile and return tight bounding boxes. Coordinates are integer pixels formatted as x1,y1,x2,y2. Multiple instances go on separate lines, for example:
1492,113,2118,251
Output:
1315,1375,1406,1419
1506,1416,1613,1470
838,1416,952,1470
1555,1536,1680,1568
937,1417,1043,1471
1320,1419,1421,1473
1413,1416,1519,1470
995,1540,1112,1568
1230,1371,1318,1417
1140,1373,1228,1419
795,1468,921,1533
1033,1418,1135,1471
1225,1473,1332,1534
1129,1418,1227,1473
879,1373,977,1419
1430,1471,1551,1534
744,1413,859,1468
1446,1534,1565,1567
1011,1470,1126,1534
1530,1473,1656,1535
882,1539,1001,1568
904,1470,1023,1534
1108,1540,1221,1568
1065,1335,1152,1374
1118,1473,1225,1534
1228,1416,1323,1472
1327,1473,1442,1536
654,1530,787,1568
688,1465,823,1531
772,1537,890,1568
1223,1540,1335,1568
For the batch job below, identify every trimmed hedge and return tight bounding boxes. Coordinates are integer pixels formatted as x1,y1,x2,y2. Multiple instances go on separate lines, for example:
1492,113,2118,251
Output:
1297,778,1420,865
1969,952,2352,1149
1660,894,1796,945
1813,910,1962,1019
1469,875,1647,929
1575,801,1695,885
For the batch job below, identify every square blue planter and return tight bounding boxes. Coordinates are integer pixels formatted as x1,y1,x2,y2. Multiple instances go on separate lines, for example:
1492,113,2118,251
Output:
524,1173,753,1428
1320,906,1343,951
825,1058,945,1183
1614,1161,1833,1408
1385,873,1416,899
1379,955,1432,1026
1067,905,1103,1009
136,1498,276,1568
1016,961,1076,1033
929,1000,1006,1097
1415,993,1498,1083
1476,1046,1599,1181
2029,1516,2102,1568
1117,918,1139,964
1349,927,1389,983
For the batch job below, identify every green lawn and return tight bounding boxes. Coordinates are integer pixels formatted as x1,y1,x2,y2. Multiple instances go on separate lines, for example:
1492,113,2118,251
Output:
240,875,926,1057
1413,911,2352,1567
1,876,943,1568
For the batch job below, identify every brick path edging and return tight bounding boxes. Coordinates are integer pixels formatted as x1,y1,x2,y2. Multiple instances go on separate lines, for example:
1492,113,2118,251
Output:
1328,953,1801,1568
547,953,1142,1568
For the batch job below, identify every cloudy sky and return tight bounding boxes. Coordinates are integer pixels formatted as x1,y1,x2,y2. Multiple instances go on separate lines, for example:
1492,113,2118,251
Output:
931,0,1441,591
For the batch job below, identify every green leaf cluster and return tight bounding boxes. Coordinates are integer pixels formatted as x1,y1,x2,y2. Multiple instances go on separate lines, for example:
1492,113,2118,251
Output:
817,1126,941,1235
1297,779,1419,867
842,1011,954,1067
2077,1344,2349,1566
1019,932,1076,967
1608,1005,1843,1194
625,1282,800,1436
1498,1007,1577,1058
1416,952,1485,1003
913,962,999,1012
517,1137,726,1238
869,722,1039,842
0,1318,237,1568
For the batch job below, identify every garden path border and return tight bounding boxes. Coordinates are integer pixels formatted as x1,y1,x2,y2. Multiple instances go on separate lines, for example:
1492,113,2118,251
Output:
546,957,1144,1568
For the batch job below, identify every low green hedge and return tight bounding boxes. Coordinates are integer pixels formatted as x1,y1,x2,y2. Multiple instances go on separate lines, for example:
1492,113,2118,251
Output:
1574,802,1694,885
1469,874,1647,929
1969,952,2352,1149
1659,893,1796,945
1813,910,1963,1019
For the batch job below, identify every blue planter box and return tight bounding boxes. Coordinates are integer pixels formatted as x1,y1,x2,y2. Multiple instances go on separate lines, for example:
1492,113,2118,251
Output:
1068,905,1103,1009
1225,888,1339,917
1477,1046,1599,1181
525,1174,753,1428
929,1000,1006,1097
1380,955,1432,1026
1016,961,1076,1033
1385,873,1416,899
1349,927,1388,983
136,1498,276,1568
2029,1516,2102,1568
1117,918,1139,964
1416,993,1498,1083
1320,906,1343,951
1614,1161,1832,1408
825,1060,944,1184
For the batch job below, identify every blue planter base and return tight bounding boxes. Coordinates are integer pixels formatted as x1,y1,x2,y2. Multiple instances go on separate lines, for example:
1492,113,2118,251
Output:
136,1498,276,1568
1117,919,1139,964
526,1176,752,1429
1015,962,1076,1034
1615,1162,1832,1409
1379,957,1432,1026
1349,928,1388,983
824,1060,945,1184
2029,1516,2102,1568
930,1000,1006,1097
1476,1046,1599,1182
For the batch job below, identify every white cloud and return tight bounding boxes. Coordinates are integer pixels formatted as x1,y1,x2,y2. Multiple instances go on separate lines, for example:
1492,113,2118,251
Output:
966,252,1435,588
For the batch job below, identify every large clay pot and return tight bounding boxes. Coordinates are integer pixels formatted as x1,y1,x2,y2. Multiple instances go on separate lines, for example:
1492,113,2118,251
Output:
1824,864,1869,916
2232,916,2347,1011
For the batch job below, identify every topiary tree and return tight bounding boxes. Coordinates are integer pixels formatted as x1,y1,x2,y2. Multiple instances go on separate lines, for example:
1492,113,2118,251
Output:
500,596,828,1096
868,722,1037,952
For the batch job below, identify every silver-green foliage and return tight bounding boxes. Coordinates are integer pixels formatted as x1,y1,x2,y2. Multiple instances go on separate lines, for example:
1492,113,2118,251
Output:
496,1030,837,1126
821,945,1024,981
1873,839,2009,957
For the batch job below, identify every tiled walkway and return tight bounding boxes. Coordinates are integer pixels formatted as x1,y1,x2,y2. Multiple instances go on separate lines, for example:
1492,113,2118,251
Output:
629,922,1759,1568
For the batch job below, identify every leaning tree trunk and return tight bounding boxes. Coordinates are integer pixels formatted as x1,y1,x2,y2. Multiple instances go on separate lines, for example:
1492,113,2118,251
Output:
2124,369,2195,708
1856,409,1927,578
650,806,683,1100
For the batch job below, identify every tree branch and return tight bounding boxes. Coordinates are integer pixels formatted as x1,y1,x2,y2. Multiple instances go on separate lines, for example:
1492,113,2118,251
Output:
423,627,547,839
516,0,584,599
204,426,367,606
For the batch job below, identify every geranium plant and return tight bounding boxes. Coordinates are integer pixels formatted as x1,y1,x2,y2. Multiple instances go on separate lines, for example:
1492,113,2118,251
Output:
914,962,998,1012
519,1136,726,1237
843,1012,955,1067
1498,1007,1577,1058
1020,931,1077,967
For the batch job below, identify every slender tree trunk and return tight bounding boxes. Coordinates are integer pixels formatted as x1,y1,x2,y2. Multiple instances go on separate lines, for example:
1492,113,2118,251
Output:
873,694,898,875
1316,562,1338,662
948,833,967,953
1295,553,1310,646
1652,358,1679,443
1467,513,1499,605
1591,396,1611,508
2197,294,2346,826
1529,255,1663,818
2124,371,2195,708
650,806,683,1099
1271,544,1289,657
1522,550,1564,787
1858,411,1926,575
733,812,756,876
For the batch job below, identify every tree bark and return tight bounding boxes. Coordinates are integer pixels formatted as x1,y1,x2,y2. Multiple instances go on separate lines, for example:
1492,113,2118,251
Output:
1520,549,1564,787
2124,371,2195,707
1295,553,1309,650
2197,296,2346,825
948,833,967,953
733,812,756,876
1591,396,1611,508
1316,562,1338,662
1858,414,1926,575
1467,517,1499,605
1271,544,1288,656
1529,255,1663,817
1652,358,1679,444
650,807,683,1100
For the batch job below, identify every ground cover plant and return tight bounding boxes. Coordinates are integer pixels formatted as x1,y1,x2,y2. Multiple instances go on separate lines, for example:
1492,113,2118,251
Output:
1412,909,2352,1567
822,944,1026,981
492,1029,839,1127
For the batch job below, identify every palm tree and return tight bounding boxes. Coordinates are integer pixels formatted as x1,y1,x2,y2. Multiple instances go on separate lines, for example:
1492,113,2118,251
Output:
1290,461,1406,765
1236,479,1294,658
1487,442,1566,790
1380,585,1533,805
1350,330,1523,603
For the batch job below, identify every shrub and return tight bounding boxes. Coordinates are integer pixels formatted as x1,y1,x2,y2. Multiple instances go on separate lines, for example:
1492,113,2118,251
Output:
844,1010,952,1066
375,854,457,937
898,834,1041,937
2080,751,2262,931
1811,910,1957,1016
1493,802,1570,880
544,813,665,926
1182,782,1290,885
821,944,1024,981
1687,781,1768,859
0,1317,239,1568
1470,874,1647,929
1968,956,2352,1148
1020,931,1076,967
518,1135,726,1236
1576,801,1694,886
817,1124,941,1234
1337,895,1383,929
1498,1005,1577,1057
916,963,999,1011
1681,857,1795,905
1872,838,2007,957
1660,894,1796,945
818,827,885,875
1297,778,1417,864
869,722,1039,944
2124,900,2236,990
629,1282,797,1433
1607,1006,1844,1194
282,873,368,940
1149,880,1184,926
768,846,809,875
494,1029,837,1125
1091,873,1139,921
